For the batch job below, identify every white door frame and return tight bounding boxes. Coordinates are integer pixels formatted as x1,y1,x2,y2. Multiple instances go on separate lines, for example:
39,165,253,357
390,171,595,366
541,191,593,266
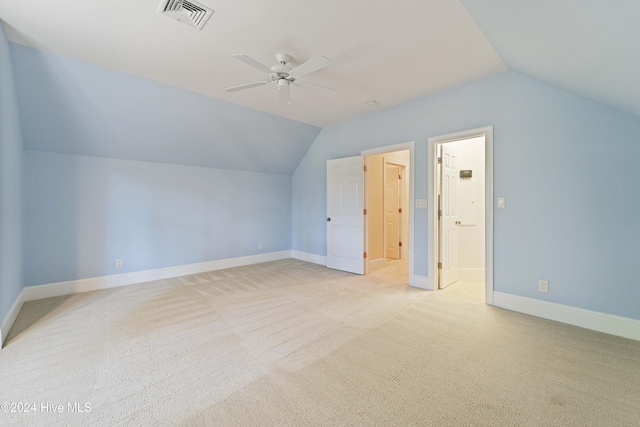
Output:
427,127,494,304
362,141,416,287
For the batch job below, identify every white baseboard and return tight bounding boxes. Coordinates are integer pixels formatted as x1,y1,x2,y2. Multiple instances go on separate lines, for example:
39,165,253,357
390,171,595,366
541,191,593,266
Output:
493,292,640,342
1,288,25,348
411,274,430,290
291,250,327,266
459,268,485,281
24,251,292,302
368,258,385,270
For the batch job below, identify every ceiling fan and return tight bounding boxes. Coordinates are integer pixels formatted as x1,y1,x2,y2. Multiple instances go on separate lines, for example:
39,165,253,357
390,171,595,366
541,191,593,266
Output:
225,53,338,105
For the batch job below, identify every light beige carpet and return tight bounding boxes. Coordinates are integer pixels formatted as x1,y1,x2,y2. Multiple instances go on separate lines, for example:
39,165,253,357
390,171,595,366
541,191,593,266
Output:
1,259,639,426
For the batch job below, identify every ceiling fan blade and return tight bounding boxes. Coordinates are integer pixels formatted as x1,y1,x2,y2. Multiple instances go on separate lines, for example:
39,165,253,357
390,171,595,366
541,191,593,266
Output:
232,54,273,74
225,81,270,92
289,55,330,78
278,81,290,106
294,80,338,98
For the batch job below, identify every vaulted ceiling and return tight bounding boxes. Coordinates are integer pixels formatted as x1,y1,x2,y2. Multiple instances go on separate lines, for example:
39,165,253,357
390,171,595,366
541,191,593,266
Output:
460,0,640,121
2,0,637,125
2,0,508,127
1,0,638,174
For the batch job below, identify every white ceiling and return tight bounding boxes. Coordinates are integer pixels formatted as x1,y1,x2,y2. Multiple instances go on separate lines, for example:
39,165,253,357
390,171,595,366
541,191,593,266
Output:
2,1,638,127
0,0,506,127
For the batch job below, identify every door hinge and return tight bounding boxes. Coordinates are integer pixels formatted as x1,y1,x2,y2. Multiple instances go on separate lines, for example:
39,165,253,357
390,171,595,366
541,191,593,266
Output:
364,251,367,259
363,208,367,215
438,157,442,164
363,165,367,172
438,209,442,219
399,241,402,247
438,262,442,269
398,208,402,213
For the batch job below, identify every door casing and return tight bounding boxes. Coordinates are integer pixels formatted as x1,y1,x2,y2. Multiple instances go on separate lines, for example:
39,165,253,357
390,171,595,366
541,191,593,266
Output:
362,141,416,286
428,127,494,304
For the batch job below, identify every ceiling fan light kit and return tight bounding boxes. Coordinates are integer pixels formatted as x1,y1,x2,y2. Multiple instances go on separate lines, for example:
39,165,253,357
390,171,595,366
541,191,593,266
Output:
226,53,337,105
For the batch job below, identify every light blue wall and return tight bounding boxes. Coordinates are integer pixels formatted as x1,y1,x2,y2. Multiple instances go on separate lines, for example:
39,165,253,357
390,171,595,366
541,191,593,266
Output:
10,42,303,288
10,37,640,321
25,151,291,286
11,43,321,175
292,70,640,320
0,26,24,323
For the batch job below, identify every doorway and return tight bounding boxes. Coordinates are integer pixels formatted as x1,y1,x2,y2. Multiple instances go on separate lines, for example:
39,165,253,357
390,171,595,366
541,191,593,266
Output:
428,127,494,304
325,141,417,286
364,149,410,280
384,160,407,262
436,136,485,290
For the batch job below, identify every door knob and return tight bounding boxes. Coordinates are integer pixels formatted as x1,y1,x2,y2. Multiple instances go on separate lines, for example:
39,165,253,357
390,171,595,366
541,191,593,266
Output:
327,218,331,221
455,221,461,225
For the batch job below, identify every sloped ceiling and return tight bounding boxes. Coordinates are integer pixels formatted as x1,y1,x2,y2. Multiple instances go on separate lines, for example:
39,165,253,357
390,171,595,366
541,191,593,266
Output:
0,0,506,127
2,1,638,174
2,1,637,124
460,0,640,120
10,44,321,175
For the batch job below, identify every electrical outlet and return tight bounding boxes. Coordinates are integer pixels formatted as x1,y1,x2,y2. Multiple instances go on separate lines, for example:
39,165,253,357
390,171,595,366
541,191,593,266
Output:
258,243,263,250
538,280,549,293
115,259,123,268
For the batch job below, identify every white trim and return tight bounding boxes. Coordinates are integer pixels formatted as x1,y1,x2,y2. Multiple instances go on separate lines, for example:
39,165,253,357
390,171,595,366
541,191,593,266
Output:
458,268,486,282
412,274,429,290
1,288,25,348
24,251,291,302
494,292,640,342
291,250,327,266
485,128,494,305
427,127,494,304
363,154,370,275
362,141,416,288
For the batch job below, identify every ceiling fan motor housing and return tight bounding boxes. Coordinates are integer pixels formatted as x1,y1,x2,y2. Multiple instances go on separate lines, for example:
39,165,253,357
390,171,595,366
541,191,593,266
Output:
225,52,337,102
276,53,290,65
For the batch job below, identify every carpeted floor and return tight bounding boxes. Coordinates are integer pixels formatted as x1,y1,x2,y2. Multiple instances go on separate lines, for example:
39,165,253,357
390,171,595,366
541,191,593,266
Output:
1,259,639,426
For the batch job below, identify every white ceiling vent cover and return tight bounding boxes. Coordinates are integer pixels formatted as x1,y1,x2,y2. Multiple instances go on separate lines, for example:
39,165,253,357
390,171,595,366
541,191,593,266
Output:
158,0,213,31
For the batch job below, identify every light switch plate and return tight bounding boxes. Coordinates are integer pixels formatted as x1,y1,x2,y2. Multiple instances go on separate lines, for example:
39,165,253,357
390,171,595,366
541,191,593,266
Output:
415,199,427,208
497,198,505,209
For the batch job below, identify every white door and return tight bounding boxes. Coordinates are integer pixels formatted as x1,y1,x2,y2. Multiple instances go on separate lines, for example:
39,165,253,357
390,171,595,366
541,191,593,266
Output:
384,164,401,260
439,144,459,288
399,166,409,260
327,156,365,274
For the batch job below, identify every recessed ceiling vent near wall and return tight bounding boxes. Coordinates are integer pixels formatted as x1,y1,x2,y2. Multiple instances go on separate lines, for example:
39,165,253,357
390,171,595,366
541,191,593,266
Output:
157,0,214,31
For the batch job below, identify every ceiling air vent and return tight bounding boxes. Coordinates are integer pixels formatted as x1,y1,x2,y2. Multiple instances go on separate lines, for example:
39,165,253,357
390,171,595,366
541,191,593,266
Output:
158,0,214,31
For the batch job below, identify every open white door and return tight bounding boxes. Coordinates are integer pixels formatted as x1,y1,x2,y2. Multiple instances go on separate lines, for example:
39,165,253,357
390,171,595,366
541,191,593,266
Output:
439,144,459,288
327,156,365,274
